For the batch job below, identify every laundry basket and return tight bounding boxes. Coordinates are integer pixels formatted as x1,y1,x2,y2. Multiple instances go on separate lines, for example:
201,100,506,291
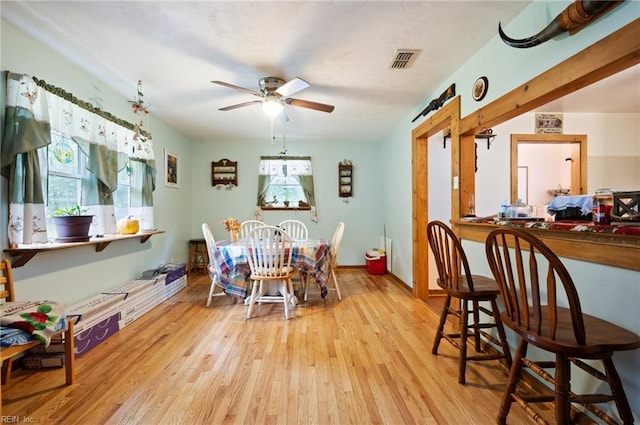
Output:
365,249,386,275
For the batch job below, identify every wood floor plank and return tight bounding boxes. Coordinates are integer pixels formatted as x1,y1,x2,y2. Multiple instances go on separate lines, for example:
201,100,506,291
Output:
2,269,540,424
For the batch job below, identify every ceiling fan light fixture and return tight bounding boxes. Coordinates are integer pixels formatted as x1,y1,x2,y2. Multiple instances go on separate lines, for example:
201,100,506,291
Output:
262,97,284,117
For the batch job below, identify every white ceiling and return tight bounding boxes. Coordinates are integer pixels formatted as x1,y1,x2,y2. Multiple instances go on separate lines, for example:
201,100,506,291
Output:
2,1,636,144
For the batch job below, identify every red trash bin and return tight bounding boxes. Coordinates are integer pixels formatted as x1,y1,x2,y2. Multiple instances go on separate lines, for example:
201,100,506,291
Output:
365,250,386,275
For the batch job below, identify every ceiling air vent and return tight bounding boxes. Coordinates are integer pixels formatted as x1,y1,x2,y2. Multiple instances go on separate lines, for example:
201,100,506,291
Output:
389,49,421,69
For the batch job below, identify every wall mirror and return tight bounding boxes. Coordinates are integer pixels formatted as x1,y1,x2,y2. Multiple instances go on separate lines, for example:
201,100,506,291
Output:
511,133,587,208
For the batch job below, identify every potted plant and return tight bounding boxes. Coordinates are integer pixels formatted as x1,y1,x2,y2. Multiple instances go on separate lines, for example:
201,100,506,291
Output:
52,205,93,242
283,188,292,207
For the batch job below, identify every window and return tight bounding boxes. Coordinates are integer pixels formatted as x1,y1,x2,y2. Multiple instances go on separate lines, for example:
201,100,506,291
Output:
258,156,314,209
46,130,131,240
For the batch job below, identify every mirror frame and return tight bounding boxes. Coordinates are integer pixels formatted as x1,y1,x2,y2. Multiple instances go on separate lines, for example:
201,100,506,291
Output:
411,19,640,299
511,133,588,204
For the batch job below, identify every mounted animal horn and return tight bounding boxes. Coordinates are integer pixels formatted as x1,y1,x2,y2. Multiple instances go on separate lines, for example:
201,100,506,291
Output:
498,0,622,48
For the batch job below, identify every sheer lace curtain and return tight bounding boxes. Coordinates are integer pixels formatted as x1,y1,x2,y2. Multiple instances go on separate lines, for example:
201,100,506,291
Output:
254,156,317,223
2,72,156,245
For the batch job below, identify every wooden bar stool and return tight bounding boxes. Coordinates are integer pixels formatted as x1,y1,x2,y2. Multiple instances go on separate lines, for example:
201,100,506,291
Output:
426,221,512,385
187,238,208,276
485,228,640,425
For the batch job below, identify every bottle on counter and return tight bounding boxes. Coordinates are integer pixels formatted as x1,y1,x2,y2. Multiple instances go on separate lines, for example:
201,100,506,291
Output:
593,189,614,225
498,200,508,219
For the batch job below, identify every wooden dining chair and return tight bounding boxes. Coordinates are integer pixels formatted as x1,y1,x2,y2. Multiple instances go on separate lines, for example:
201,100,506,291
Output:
303,221,344,302
1,259,75,416
201,223,229,307
239,220,265,239
245,225,296,320
485,228,640,425
426,221,512,385
278,219,308,240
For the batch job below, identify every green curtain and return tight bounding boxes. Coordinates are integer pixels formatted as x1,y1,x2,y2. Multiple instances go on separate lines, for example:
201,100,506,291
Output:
2,72,51,244
297,175,316,206
130,158,156,207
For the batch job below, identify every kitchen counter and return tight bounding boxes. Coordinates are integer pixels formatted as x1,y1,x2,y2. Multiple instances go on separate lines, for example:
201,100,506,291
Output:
452,218,640,271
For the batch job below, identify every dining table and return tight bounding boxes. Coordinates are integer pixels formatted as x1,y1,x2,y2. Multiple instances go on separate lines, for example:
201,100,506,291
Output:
214,238,334,299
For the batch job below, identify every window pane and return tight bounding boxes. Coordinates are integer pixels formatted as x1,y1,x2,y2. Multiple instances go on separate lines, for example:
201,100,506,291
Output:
48,175,80,211
114,166,131,220
46,175,81,240
48,133,79,175
265,176,307,207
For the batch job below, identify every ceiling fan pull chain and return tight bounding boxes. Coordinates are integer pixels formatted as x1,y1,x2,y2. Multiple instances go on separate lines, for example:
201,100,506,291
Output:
271,117,276,140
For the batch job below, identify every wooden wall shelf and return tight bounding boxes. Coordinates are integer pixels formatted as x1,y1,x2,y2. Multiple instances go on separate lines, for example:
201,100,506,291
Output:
211,159,238,186
339,162,353,197
4,230,165,268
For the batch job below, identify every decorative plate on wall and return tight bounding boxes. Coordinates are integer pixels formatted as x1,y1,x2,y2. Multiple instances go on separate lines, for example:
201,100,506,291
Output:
472,76,489,101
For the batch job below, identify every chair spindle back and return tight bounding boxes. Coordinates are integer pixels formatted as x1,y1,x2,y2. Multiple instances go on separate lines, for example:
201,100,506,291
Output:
485,228,585,344
426,221,475,290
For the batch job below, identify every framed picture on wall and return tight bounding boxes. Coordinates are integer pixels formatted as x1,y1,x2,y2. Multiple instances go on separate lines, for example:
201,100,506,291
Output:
535,113,563,134
164,149,180,188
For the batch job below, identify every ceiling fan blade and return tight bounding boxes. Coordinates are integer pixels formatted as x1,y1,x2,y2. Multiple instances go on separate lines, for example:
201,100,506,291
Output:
218,100,262,111
285,98,335,113
211,80,262,97
276,77,310,97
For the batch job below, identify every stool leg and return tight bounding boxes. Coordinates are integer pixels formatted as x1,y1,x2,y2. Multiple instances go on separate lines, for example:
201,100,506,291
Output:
187,243,196,275
458,299,469,385
432,295,451,355
472,299,481,352
491,298,512,369
200,244,208,275
603,357,634,423
498,339,527,425
555,354,571,424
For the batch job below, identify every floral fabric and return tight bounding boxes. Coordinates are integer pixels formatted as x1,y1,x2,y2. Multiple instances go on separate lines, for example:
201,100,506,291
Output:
0,300,68,346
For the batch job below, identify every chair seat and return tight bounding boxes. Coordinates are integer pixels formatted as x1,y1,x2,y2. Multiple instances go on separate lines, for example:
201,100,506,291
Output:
250,266,294,278
504,308,640,357
438,274,502,298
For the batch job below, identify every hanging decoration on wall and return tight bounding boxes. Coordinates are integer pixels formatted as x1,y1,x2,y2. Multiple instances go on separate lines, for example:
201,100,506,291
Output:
129,80,152,146
498,0,622,49
472,76,489,101
211,159,238,190
411,83,456,123
277,135,288,155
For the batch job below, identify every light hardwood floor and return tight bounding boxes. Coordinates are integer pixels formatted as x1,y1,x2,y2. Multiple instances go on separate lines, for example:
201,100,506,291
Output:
2,269,538,424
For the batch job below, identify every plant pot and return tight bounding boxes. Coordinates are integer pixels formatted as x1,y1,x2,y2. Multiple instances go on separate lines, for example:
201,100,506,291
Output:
53,215,93,242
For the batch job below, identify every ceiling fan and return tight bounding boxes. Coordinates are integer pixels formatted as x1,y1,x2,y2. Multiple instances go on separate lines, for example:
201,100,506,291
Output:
211,77,335,120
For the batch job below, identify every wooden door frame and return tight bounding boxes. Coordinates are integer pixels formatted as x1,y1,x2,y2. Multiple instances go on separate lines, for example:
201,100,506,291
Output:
411,97,460,299
411,19,640,299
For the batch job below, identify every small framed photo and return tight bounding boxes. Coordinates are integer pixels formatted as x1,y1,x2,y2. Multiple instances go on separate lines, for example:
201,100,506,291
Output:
472,76,489,101
164,148,180,188
535,113,563,134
